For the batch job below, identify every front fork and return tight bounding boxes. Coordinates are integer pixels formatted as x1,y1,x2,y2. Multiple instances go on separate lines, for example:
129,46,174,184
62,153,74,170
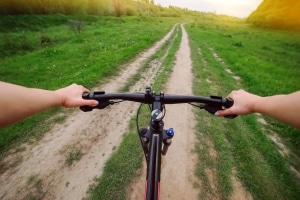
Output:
139,126,174,161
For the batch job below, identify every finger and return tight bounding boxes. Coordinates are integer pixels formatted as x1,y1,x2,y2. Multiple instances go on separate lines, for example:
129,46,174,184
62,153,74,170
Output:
76,84,90,93
82,86,90,93
227,90,237,99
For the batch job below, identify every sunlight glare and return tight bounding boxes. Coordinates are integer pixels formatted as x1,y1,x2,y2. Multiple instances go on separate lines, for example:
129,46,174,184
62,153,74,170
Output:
154,0,263,18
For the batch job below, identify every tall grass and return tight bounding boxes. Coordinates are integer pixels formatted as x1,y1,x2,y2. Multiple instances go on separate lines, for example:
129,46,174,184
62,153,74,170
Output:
186,15,300,199
190,17,300,156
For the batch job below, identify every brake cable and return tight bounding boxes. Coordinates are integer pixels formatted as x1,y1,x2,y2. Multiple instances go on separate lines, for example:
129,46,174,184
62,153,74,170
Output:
136,103,151,160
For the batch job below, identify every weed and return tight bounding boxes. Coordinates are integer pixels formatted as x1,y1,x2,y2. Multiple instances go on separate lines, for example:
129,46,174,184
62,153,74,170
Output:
65,146,83,166
9,155,23,168
25,174,44,200
53,114,66,123
232,41,243,47
40,34,52,46
68,20,84,37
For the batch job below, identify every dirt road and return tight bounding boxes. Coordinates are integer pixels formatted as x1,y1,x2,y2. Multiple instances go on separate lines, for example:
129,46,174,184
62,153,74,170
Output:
0,25,176,200
0,24,251,200
128,24,199,200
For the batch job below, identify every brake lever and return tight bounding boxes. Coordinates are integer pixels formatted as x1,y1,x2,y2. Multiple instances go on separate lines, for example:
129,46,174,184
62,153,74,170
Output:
202,96,237,119
80,91,111,112
203,104,237,119
80,100,112,112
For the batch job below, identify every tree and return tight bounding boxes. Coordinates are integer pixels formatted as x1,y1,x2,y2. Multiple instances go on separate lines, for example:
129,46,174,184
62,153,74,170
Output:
112,0,124,17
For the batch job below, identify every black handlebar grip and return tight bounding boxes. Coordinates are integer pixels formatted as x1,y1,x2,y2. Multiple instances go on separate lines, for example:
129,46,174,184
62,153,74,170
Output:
80,92,93,112
224,98,237,119
224,114,238,119
80,105,94,112
225,98,234,108
80,92,111,112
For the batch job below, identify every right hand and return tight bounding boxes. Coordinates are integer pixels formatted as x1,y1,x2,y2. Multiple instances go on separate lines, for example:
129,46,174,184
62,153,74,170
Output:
216,89,261,117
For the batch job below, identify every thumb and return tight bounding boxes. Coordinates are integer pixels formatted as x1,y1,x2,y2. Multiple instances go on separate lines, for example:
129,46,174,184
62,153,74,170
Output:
81,99,98,107
88,100,99,107
215,109,231,117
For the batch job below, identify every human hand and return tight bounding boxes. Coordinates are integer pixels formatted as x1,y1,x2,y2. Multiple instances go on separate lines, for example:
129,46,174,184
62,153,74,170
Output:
55,84,98,108
216,89,261,117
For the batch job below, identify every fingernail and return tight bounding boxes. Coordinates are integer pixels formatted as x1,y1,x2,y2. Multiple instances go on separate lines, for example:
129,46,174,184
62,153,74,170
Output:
214,111,219,116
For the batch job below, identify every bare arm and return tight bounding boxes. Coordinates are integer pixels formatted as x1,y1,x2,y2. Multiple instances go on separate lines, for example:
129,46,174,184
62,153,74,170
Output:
0,82,98,128
216,89,300,129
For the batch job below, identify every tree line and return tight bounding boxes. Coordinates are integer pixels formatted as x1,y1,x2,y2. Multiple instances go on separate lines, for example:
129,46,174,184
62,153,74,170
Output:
0,0,187,17
247,0,300,31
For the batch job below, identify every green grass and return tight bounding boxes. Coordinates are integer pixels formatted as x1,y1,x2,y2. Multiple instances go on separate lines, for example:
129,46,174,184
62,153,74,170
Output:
187,15,300,162
186,15,300,200
0,15,177,156
87,118,143,200
151,25,182,92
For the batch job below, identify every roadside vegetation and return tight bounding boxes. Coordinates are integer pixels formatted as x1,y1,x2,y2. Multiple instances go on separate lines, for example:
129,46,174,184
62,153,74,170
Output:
247,0,300,31
0,0,188,17
186,14,300,199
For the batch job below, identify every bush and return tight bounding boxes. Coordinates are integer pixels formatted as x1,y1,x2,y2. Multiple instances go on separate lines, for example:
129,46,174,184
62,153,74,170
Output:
40,35,52,46
233,41,243,48
68,20,84,37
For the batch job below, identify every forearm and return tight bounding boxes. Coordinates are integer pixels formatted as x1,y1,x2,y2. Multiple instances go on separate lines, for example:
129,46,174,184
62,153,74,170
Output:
0,82,62,127
216,89,300,129
254,91,300,129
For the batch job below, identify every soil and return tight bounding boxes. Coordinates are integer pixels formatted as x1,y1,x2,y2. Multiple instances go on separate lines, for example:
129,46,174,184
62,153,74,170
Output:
0,24,251,200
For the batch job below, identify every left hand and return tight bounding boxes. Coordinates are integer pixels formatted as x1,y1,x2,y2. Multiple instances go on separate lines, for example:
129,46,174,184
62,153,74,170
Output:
55,84,98,108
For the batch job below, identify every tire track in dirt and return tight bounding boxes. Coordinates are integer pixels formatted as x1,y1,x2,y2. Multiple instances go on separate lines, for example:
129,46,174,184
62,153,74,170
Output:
201,45,253,200
127,24,199,200
0,25,177,200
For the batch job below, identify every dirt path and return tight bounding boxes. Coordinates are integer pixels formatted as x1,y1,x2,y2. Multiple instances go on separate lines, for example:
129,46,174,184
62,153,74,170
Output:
127,24,199,200
0,25,176,200
1,23,252,200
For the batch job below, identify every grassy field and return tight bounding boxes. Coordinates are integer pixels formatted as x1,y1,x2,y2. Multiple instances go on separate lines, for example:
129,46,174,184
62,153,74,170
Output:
0,15,177,156
186,14,300,199
187,14,300,157
1,13,300,200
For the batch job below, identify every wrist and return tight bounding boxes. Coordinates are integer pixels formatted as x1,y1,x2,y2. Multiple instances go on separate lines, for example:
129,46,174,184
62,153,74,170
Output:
250,95,264,113
53,90,65,107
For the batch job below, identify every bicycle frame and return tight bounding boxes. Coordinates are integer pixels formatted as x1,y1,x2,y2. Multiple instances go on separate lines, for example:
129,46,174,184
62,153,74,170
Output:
80,87,236,199
145,131,161,200
142,96,165,200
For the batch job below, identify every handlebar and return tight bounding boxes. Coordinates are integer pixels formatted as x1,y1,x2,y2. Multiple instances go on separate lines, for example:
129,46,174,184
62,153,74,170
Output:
79,87,237,119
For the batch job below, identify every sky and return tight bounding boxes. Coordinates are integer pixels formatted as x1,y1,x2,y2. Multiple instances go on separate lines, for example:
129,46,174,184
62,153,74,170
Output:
154,0,264,18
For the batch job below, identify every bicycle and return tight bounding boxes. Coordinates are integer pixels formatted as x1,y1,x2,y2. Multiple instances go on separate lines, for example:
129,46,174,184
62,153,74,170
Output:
80,87,236,200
